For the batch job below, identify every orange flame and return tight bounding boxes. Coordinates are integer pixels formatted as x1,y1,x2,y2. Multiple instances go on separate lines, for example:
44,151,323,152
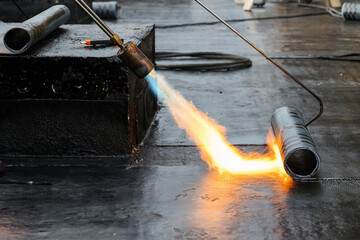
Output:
149,71,289,179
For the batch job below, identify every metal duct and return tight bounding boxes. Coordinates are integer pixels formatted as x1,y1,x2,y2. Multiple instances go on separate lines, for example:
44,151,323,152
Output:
271,107,321,179
3,5,70,54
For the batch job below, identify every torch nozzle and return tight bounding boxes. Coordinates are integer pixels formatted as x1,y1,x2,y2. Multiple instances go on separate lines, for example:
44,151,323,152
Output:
117,42,155,78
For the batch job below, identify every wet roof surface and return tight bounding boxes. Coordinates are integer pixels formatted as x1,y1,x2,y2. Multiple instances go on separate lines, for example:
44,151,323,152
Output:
1,0,360,239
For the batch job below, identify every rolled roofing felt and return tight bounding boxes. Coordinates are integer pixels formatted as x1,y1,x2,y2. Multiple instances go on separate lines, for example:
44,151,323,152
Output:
3,5,70,54
92,1,120,20
342,2,360,20
271,107,321,179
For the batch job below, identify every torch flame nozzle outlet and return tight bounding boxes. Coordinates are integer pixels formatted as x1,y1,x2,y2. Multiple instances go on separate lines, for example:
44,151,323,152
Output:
117,41,155,79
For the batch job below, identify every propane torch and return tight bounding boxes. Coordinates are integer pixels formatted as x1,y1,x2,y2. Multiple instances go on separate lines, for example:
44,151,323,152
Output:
74,0,154,79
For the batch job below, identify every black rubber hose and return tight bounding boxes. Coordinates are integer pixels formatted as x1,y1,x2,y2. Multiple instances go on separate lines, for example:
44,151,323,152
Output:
155,52,252,72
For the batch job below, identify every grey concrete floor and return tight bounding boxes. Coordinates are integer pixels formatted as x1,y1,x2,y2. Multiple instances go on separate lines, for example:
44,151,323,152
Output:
1,0,360,239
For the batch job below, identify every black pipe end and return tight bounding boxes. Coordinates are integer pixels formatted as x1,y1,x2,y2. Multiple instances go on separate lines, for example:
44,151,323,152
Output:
286,148,320,177
4,27,31,52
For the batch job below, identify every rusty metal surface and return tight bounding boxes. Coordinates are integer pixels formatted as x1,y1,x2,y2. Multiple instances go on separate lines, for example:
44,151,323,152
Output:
118,41,155,78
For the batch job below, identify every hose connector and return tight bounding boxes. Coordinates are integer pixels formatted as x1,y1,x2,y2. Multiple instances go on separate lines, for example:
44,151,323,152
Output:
110,34,125,49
